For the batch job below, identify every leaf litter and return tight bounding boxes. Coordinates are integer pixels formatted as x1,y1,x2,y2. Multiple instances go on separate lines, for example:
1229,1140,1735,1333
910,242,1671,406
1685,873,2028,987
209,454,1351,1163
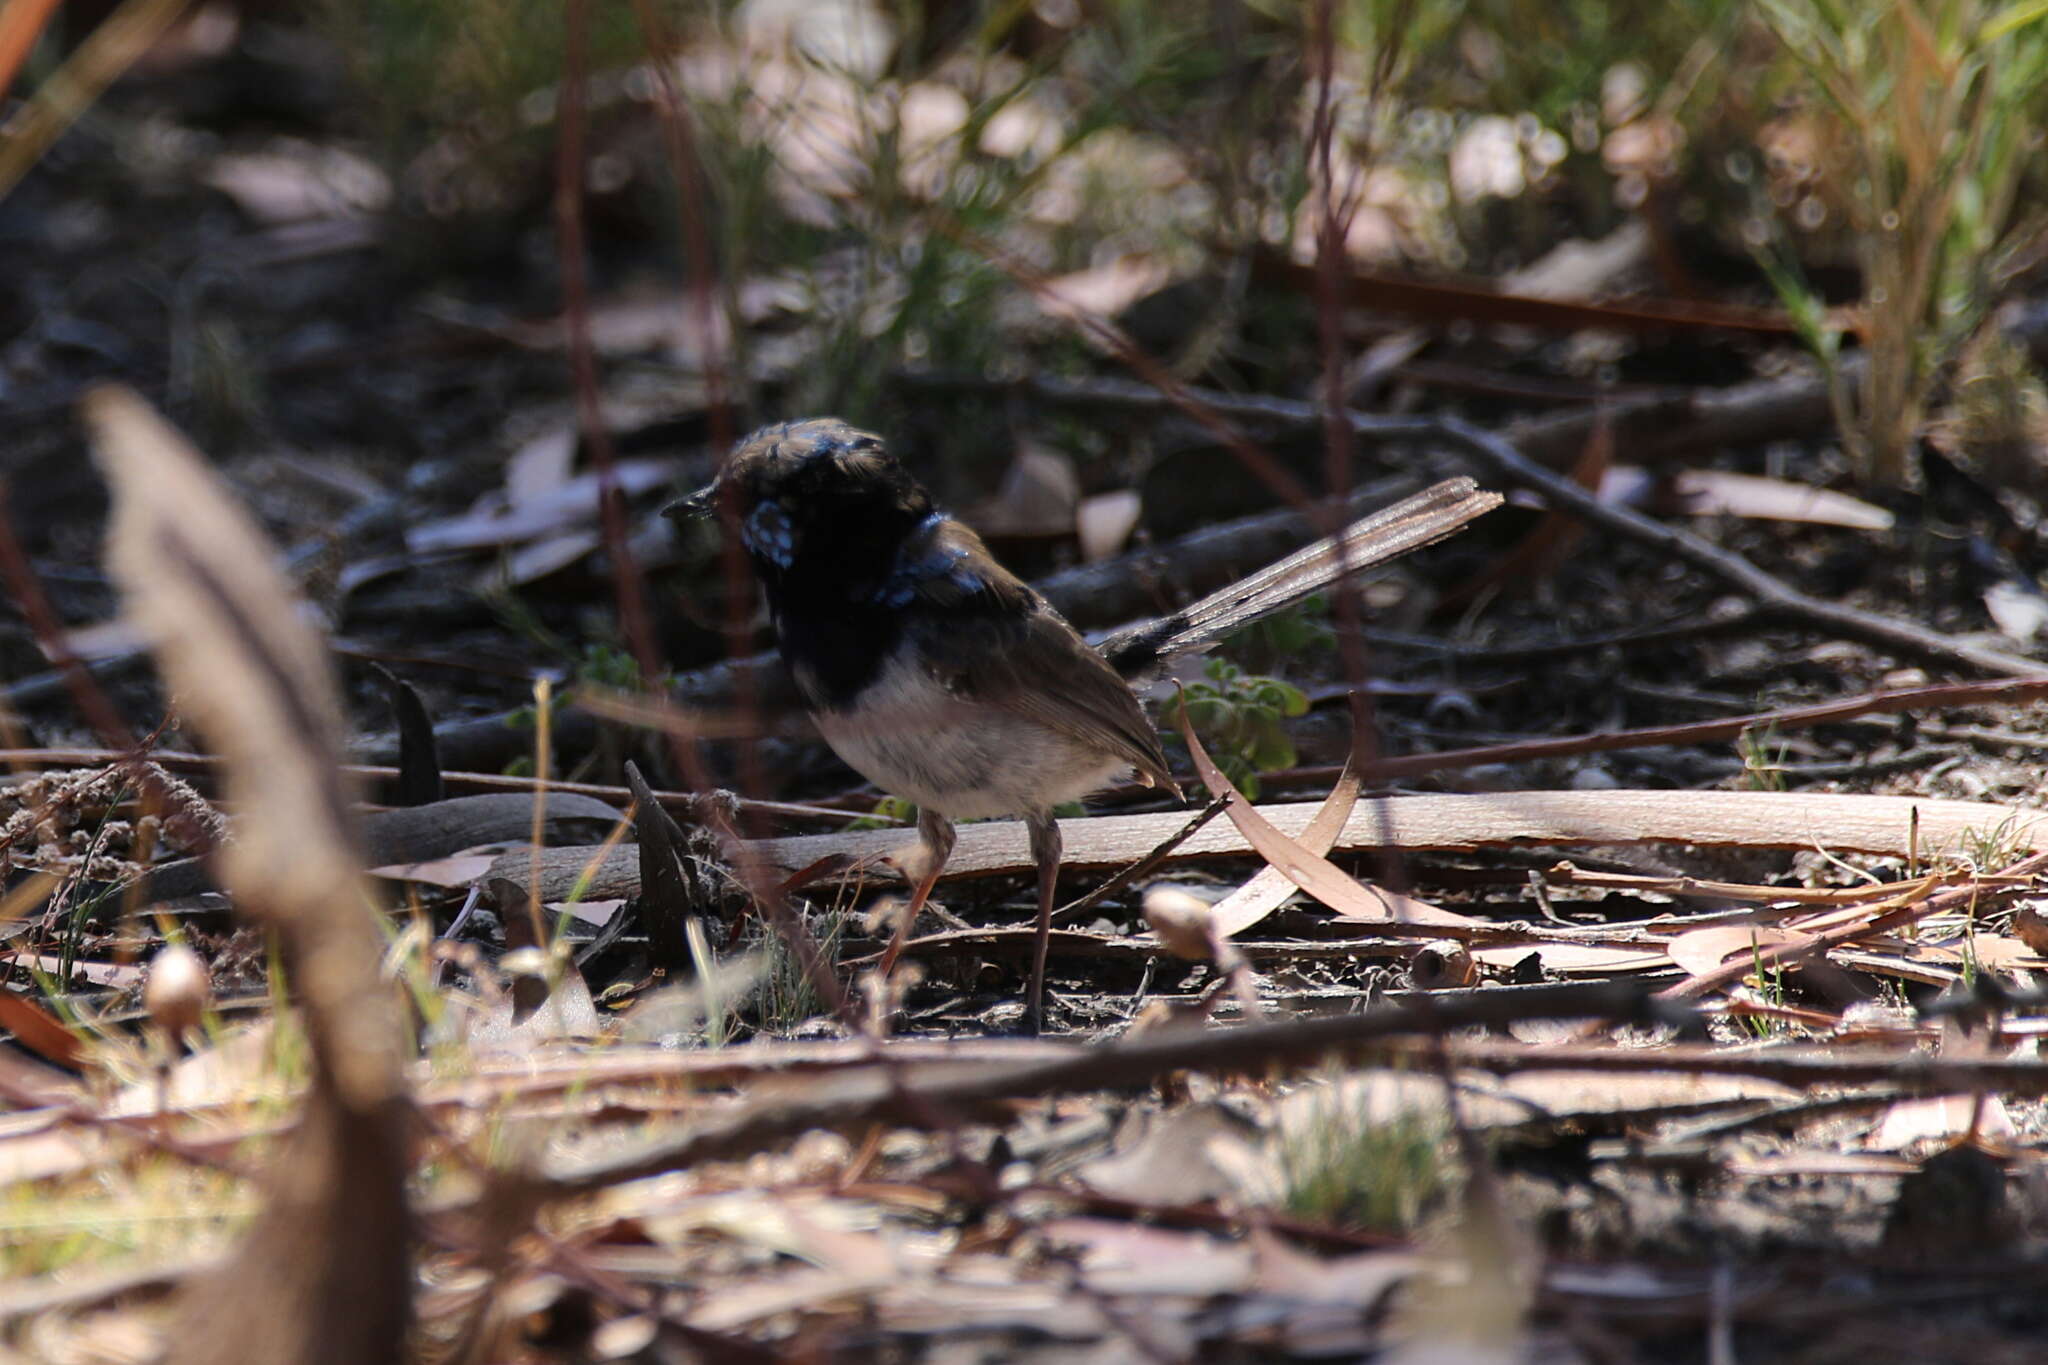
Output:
12,10,2048,1361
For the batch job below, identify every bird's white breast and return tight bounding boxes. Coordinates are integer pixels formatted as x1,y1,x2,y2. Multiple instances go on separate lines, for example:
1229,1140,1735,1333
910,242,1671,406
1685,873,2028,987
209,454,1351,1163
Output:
801,644,1130,820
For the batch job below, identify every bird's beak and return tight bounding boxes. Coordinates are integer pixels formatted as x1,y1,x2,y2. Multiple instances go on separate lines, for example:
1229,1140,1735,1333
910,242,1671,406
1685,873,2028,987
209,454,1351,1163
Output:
662,480,720,523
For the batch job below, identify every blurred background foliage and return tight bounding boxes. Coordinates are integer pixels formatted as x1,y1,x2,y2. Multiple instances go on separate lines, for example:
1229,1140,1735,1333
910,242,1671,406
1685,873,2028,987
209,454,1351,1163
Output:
276,0,2044,483
16,0,2048,486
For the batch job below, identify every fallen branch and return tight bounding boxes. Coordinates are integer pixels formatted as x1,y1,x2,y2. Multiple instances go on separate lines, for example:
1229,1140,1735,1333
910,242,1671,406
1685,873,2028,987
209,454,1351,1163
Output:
730,789,2042,885
945,372,2046,677
539,979,1668,1192
1285,675,2048,787
0,746,853,825
1660,848,2048,1000
1420,1037,2048,1093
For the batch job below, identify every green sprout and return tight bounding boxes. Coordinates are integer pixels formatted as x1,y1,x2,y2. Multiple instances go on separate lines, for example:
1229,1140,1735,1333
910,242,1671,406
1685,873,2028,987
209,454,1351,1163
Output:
1173,657,1309,800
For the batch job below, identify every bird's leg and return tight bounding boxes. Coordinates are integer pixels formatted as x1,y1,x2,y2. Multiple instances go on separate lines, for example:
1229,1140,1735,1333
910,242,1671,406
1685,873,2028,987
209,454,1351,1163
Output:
877,806,955,980
1024,810,1062,1035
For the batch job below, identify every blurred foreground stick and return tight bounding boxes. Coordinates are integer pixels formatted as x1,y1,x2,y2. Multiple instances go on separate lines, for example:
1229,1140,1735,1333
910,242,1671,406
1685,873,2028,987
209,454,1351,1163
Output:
86,387,411,1365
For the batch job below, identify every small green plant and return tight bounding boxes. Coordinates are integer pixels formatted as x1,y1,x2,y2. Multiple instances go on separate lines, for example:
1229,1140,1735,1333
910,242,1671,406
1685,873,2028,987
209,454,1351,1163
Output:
748,907,846,1034
845,795,918,832
1279,1096,1452,1234
1172,658,1309,800
1741,929,1790,1039
1957,809,2030,873
502,641,673,779
310,0,644,164
1226,598,1335,672
1756,0,2048,488
1735,722,1789,792
504,642,652,730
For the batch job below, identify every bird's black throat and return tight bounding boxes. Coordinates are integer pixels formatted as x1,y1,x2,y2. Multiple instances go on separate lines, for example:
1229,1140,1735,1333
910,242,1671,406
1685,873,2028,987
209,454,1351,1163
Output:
749,487,928,709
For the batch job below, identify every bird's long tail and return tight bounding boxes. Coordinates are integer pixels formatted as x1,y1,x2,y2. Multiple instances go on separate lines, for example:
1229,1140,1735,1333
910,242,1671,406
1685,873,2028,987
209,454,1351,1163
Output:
1098,476,1502,677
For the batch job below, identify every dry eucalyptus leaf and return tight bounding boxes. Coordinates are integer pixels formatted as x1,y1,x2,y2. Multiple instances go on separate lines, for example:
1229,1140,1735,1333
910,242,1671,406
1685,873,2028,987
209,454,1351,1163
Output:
969,443,1079,538
2013,903,2048,956
91,388,360,931
1077,489,1143,563
85,384,410,1365
1077,1100,1274,1208
1664,925,1804,982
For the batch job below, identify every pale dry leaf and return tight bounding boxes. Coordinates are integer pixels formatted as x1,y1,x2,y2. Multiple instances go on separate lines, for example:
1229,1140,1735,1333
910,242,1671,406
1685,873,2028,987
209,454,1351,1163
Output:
1871,1093,2017,1150
1653,469,1896,532
479,529,604,589
1954,933,2048,970
1469,942,1670,975
1077,1101,1270,1207
1209,762,1361,940
1248,1228,1423,1309
1665,926,1805,981
0,1122,118,1186
407,457,682,553
54,614,147,660
202,139,391,225
464,960,603,1053
85,384,410,1365
1042,1217,1255,1298
1501,220,1650,298
1036,253,1174,323
365,852,500,887
1495,1070,1797,1120
1983,576,2048,641
968,443,1079,537
1177,701,1477,928
107,1021,285,1119
1076,490,1142,563
503,424,578,504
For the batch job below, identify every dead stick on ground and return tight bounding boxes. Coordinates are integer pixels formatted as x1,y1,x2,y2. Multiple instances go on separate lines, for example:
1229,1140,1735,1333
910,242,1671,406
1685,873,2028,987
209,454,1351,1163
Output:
536,990,2048,1200
1279,675,2048,786
1412,1037,2048,1092
538,979,1672,1192
959,373,2046,678
1659,848,2048,999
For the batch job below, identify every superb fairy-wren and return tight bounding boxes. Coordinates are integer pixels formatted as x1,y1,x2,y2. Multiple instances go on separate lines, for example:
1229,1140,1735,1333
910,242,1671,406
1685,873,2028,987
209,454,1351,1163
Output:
669,419,1498,1030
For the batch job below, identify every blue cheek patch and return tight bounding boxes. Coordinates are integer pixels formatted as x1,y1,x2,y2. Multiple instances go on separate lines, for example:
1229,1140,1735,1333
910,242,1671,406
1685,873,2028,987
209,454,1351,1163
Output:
742,501,797,568
875,532,984,606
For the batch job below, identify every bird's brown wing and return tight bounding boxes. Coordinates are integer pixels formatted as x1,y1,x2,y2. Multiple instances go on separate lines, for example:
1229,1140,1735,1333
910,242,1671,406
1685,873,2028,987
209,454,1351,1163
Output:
905,524,1177,793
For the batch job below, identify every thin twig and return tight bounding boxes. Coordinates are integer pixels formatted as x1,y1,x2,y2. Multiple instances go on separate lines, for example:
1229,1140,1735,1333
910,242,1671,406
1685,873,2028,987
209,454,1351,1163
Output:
1660,848,2048,1000
551,17,840,1023
1051,794,1230,925
0,487,214,853
939,372,2045,678
1273,674,2048,787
